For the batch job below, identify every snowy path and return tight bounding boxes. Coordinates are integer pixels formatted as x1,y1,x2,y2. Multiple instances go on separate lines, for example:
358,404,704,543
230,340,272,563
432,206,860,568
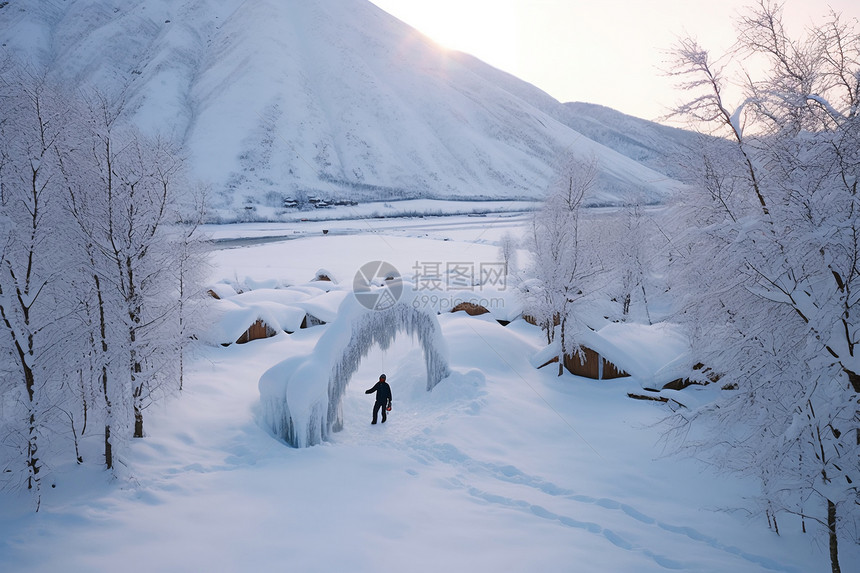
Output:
400,436,796,572
319,319,809,573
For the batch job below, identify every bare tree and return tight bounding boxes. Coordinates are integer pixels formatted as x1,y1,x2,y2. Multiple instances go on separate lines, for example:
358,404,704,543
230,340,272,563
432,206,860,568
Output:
58,91,124,469
606,204,657,325
171,183,211,392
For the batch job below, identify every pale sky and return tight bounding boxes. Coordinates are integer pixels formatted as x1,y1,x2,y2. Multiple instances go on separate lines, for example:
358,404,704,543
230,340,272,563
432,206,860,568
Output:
368,0,860,122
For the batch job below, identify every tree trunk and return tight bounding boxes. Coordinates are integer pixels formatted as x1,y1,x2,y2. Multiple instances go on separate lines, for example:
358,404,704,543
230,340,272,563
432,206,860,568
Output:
558,318,566,377
104,424,113,469
0,300,41,501
26,397,41,511
95,273,114,469
133,404,144,438
640,283,652,325
844,369,860,447
27,411,39,488
179,269,185,392
132,360,144,438
21,357,41,507
828,499,841,573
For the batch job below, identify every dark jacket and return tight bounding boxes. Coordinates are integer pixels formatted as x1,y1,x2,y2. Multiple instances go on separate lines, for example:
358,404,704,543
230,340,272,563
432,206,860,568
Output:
365,381,392,405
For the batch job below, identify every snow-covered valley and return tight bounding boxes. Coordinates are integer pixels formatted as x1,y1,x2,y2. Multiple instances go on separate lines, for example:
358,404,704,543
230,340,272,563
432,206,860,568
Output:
1,216,852,572
1,0,858,569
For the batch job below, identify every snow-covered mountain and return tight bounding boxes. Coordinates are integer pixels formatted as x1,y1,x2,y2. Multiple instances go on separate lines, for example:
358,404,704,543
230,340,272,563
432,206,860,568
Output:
559,102,707,183
0,0,687,220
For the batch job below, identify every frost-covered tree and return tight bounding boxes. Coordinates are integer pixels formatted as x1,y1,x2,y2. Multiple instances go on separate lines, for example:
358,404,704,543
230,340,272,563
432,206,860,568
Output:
171,183,211,392
1,63,209,489
497,231,519,284
605,204,657,325
63,92,202,447
522,155,608,375
0,68,77,508
56,92,122,469
666,3,859,570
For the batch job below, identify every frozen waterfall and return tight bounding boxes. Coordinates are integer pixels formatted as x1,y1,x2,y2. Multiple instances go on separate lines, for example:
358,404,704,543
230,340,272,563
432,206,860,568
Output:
259,285,450,447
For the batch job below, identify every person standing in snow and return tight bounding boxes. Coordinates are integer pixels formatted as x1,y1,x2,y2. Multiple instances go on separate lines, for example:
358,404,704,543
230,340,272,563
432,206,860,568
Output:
365,374,392,424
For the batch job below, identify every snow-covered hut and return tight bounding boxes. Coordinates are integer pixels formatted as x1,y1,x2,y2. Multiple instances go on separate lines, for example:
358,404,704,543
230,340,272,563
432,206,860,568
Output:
447,287,522,326
207,282,239,300
530,322,691,386
294,289,348,329
564,345,629,380
572,322,690,387
451,302,490,316
236,319,276,344
312,268,337,283
205,287,317,345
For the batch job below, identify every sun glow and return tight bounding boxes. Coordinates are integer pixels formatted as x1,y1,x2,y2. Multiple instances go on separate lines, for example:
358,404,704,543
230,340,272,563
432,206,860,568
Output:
370,0,860,121
371,0,522,72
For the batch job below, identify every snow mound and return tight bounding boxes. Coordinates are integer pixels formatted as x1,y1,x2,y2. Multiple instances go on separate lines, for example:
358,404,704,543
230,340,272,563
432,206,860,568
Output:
205,283,346,345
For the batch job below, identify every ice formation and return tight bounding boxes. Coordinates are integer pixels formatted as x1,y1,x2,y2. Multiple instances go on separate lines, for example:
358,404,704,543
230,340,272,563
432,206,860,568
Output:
259,284,450,447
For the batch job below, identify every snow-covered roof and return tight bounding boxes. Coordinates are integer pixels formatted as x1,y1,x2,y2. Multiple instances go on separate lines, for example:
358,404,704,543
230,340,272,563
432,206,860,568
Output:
231,288,312,306
313,268,337,283
294,290,349,324
208,282,238,299
206,299,308,344
578,322,690,388
433,287,523,322
206,282,350,344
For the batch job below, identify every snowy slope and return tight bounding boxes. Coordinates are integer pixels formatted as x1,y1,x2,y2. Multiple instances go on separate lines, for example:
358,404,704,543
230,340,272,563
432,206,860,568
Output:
0,0,685,220
559,102,715,182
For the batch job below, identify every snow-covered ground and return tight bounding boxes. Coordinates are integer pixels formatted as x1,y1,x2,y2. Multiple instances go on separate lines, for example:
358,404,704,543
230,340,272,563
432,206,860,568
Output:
204,200,534,243
1,214,854,572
